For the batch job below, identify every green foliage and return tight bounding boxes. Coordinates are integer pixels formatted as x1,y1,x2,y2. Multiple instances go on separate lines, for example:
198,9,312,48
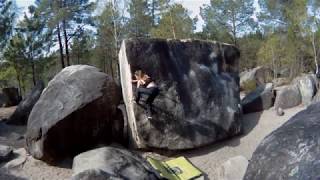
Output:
242,80,257,93
70,30,94,65
127,0,153,38
200,0,256,45
150,4,196,39
0,0,15,49
239,31,264,71
93,1,123,80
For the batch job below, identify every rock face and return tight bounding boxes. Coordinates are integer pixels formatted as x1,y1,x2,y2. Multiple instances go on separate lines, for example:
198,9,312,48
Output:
274,84,301,109
7,81,45,125
293,74,317,105
0,87,21,107
26,65,122,162
72,147,160,180
119,39,241,150
241,83,274,114
244,102,320,180
240,66,273,90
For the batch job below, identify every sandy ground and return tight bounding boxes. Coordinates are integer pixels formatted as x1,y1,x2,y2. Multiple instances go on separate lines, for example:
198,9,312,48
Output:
0,105,305,180
0,106,16,120
182,105,305,179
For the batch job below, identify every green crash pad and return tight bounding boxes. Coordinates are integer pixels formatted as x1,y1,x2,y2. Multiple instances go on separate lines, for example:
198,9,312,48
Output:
147,156,202,180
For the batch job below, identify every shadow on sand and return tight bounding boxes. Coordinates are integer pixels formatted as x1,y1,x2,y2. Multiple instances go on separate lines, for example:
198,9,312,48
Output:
170,111,263,158
0,170,28,180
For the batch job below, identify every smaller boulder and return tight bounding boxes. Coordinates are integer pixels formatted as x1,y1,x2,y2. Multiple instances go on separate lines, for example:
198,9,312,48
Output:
276,107,284,116
219,156,249,180
293,75,316,105
72,146,160,180
274,84,301,109
240,66,273,91
0,144,13,162
7,81,45,125
241,83,274,114
0,88,21,107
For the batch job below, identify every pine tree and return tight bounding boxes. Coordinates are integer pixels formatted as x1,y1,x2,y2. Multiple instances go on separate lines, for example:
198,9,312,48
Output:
36,0,94,68
200,0,256,46
151,3,196,39
127,0,152,38
0,0,15,50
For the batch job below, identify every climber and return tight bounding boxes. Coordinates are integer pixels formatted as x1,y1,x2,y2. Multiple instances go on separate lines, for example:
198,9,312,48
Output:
132,70,159,119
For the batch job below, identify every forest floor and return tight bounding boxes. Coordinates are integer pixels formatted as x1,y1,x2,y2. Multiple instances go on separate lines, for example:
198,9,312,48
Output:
0,105,305,180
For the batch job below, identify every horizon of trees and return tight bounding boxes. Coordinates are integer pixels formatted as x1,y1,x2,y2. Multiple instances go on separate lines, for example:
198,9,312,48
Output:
0,0,320,96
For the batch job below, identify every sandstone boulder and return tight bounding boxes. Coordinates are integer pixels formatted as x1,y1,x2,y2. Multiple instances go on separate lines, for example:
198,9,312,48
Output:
119,39,241,150
26,65,122,162
7,80,45,125
0,87,21,107
293,74,317,105
240,66,273,91
241,83,274,114
274,84,301,109
72,146,160,180
244,102,320,180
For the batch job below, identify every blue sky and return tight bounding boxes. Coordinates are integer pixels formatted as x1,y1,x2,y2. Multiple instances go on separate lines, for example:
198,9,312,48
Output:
15,0,211,31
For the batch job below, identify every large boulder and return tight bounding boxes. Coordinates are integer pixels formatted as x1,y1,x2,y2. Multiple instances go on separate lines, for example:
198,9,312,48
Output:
6,80,45,125
244,102,320,180
119,39,241,150
292,74,317,105
274,84,301,109
72,146,160,180
0,87,21,107
240,66,273,91
26,65,122,162
241,83,274,114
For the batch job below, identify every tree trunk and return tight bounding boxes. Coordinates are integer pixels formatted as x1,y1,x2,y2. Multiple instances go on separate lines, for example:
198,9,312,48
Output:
62,20,70,66
110,56,114,80
57,24,65,68
103,54,106,73
271,46,276,79
312,31,318,74
231,11,237,46
152,0,155,26
169,9,176,39
31,61,36,86
13,63,22,97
